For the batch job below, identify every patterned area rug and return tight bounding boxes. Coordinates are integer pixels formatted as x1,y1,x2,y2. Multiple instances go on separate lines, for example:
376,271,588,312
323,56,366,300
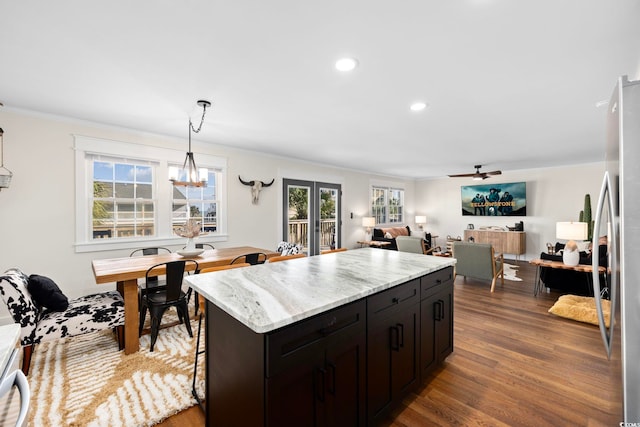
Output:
503,263,522,281
28,310,204,427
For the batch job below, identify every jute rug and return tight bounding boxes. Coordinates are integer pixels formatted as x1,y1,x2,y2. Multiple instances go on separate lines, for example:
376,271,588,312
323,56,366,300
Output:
28,309,204,427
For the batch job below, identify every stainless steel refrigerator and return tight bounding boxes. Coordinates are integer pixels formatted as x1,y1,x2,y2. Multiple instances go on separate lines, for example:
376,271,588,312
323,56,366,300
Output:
592,75,640,422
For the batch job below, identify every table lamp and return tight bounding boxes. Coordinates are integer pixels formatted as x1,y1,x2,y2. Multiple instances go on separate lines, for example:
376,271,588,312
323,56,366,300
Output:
362,217,375,240
415,215,426,230
556,221,588,266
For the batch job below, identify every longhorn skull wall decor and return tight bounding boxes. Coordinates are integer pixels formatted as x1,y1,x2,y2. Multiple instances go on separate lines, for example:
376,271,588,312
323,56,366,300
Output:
238,176,275,204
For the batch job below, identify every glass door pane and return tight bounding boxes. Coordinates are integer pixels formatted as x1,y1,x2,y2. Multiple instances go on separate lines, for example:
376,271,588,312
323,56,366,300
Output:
283,179,341,256
286,182,311,253
319,184,340,252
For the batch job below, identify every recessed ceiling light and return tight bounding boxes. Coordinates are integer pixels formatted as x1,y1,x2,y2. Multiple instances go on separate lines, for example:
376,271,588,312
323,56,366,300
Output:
335,57,358,72
410,102,428,111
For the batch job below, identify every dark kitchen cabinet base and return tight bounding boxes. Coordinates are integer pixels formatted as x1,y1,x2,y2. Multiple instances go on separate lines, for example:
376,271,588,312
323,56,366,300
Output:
205,267,454,427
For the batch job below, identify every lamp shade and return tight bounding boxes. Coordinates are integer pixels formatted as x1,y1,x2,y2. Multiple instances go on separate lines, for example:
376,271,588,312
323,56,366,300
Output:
415,215,426,225
362,217,376,228
556,222,588,241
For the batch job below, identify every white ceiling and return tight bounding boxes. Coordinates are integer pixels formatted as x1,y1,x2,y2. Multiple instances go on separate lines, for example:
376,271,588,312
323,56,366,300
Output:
1,1,639,179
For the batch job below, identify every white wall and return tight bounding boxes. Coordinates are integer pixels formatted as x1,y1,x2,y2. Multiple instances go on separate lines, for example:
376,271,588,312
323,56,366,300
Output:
0,109,605,324
415,162,605,260
0,109,415,322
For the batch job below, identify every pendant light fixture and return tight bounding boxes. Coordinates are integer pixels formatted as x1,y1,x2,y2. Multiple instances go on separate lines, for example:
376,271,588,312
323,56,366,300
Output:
169,99,211,187
0,126,12,191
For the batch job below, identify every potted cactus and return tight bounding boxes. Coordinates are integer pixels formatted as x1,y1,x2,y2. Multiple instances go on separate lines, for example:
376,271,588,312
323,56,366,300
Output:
579,194,593,241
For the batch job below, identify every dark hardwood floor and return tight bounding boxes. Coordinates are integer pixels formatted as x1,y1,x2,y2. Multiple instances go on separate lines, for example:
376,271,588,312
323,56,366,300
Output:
157,260,622,426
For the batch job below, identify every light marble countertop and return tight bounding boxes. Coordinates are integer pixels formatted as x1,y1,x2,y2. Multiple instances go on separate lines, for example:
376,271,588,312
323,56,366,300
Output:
0,324,20,378
185,248,456,333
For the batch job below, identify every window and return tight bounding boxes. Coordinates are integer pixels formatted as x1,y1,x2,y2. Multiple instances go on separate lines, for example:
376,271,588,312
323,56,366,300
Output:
171,170,219,233
75,136,227,252
371,186,404,225
92,159,156,239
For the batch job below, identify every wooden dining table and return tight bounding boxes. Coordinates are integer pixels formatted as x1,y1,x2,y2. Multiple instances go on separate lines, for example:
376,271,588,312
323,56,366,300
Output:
92,246,279,354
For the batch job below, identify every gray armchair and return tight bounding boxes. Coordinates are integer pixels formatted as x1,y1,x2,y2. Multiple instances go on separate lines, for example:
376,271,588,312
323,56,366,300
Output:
396,235,439,255
452,241,504,292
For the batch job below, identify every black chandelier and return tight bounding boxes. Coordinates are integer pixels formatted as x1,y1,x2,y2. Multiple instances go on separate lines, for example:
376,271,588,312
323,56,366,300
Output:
169,99,211,187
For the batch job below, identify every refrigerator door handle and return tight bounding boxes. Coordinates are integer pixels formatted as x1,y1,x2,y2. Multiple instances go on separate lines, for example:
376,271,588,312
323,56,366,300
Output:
592,171,617,359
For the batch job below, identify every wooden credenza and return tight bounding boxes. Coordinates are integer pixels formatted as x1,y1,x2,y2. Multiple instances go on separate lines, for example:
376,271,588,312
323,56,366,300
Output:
463,229,526,255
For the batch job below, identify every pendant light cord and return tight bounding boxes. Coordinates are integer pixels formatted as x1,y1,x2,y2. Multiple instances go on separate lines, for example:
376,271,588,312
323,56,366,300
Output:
188,103,209,151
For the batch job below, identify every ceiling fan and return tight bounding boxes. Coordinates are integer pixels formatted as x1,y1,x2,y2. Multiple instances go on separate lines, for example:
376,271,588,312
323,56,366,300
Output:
448,165,502,180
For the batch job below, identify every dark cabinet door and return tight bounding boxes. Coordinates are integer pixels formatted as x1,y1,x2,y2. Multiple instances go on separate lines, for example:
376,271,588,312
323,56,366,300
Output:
324,331,366,427
266,332,366,427
266,300,366,427
420,283,454,379
434,286,454,363
266,353,324,427
390,307,419,395
367,303,419,422
420,293,438,377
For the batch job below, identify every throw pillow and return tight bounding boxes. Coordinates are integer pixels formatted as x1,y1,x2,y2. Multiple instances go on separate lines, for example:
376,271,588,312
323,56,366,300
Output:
27,274,69,312
276,241,303,256
384,232,393,239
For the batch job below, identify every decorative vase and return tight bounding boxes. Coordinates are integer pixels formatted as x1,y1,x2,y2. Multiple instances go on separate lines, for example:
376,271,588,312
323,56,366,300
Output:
185,237,196,251
562,248,580,266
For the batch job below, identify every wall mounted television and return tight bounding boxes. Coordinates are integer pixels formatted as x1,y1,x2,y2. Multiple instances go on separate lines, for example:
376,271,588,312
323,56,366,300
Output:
461,181,526,216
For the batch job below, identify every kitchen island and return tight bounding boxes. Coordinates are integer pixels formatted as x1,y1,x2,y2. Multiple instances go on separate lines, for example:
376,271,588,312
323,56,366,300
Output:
186,248,456,426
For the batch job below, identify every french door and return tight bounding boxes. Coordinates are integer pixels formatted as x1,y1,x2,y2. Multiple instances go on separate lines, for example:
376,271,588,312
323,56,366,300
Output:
282,179,341,256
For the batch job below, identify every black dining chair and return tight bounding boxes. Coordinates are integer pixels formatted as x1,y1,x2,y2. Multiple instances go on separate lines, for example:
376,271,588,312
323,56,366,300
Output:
139,260,198,351
230,252,267,265
130,247,172,257
130,247,172,292
178,243,214,316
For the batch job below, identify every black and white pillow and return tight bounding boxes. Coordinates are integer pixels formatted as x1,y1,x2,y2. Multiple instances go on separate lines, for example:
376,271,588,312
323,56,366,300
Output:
277,241,303,256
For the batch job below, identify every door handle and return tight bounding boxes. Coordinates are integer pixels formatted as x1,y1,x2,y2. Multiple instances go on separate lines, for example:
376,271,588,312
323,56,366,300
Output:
327,362,336,396
434,300,442,321
592,171,617,359
390,326,400,352
397,323,404,348
316,368,326,402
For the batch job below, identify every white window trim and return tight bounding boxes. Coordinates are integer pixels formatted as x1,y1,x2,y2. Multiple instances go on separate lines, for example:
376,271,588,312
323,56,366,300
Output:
74,135,228,253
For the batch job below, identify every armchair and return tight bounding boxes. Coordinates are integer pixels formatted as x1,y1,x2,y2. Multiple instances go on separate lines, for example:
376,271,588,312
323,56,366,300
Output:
0,268,124,374
396,236,439,255
452,241,504,292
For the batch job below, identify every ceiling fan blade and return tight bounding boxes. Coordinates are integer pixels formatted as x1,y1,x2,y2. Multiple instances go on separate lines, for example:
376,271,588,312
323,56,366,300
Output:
447,172,475,178
448,165,502,178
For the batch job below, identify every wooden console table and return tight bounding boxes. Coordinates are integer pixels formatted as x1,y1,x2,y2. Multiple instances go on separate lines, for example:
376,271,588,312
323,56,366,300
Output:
529,258,606,297
464,229,525,256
